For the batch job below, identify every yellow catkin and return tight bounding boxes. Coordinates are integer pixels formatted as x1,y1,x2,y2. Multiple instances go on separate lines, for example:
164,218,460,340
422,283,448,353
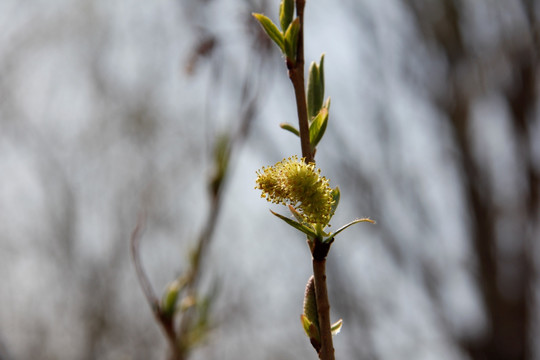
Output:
255,156,334,225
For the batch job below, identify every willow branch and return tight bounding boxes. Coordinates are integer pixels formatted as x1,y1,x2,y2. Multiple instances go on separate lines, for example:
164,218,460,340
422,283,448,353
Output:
313,258,335,360
130,212,158,312
288,0,313,163
288,1,334,359
130,212,178,356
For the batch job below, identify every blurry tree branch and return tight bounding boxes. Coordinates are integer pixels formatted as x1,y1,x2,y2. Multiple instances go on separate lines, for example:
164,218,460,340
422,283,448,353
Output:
129,2,275,358
403,1,539,359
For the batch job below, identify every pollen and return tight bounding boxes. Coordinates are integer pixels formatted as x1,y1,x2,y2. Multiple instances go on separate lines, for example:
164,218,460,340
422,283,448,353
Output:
255,156,335,225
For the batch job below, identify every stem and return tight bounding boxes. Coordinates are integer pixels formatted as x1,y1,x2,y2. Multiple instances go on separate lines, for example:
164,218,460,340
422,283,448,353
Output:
288,0,313,163
312,253,335,360
288,1,334,358
130,213,181,359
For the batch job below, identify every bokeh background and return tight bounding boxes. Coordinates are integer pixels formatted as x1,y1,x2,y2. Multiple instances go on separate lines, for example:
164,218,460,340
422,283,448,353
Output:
0,0,539,359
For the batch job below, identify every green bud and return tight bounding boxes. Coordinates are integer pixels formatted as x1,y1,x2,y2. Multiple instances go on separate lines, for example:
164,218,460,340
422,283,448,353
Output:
331,319,343,336
161,279,182,318
253,13,285,53
329,186,340,219
307,54,325,120
288,205,304,223
210,133,230,197
303,276,319,331
179,295,197,312
279,0,294,31
279,122,300,137
309,107,329,149
284,18,300,62
302,276,321,351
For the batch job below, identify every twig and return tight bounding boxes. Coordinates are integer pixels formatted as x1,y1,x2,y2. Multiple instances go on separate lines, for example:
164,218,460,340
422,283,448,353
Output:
176,42,267,356
130,212,179,357
130,211,158,311
130,8,271,359
288,0,313,163
177,192,222,341
287,1,334,358
312,258,335,360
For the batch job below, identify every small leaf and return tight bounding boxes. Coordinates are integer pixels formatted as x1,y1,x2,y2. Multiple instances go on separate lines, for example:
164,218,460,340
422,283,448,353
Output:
307,54,325,120
279,0,294,31
270,209,318,238
303,276,319,330
283,18,300,62
288,205,304,223
329,186,340,220
179,295,197,312
301,314,313,337
300,278,323,351
331,319,343,336
324,97,331,111
326,218,375,241
301,315,321,351
318,54,325,95
253,13,285,52
210,133,230,196
309,107,328,148
280,122,300,137
161,279,183,318
307,62,320,120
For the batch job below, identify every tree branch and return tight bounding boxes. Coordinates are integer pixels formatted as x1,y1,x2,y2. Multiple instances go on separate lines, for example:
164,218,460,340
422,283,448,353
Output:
288,0,313,163
313,258,335,360
130,212,158,312
130,212,179,358
287,2,334,358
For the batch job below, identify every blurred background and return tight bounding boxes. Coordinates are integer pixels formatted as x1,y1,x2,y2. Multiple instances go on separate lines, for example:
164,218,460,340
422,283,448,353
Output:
0,0,539,359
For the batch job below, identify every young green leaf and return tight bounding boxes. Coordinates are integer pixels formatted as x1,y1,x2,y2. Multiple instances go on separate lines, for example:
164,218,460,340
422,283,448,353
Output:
309,107,328,148
210,133,230,197
301,315,322,352
324,97,331,111
279,0,294,31
161,279,183,318
302,276,321,351
303,276,319,330
179,294,197,312
301,314,314,337
283,18,300,62
325,218,375,242
270,209,318,238
253,13,285,53
280,122,300,137
318,54,325,95
329,187,340,219
288,205,304,223
307,62,320,120
307,54,325,120
331,319,343,336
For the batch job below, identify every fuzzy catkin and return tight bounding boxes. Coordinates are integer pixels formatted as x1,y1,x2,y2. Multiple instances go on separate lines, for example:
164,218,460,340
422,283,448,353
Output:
255,155,334,226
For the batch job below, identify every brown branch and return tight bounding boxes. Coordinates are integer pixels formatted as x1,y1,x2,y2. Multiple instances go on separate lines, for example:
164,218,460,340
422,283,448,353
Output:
130,212,158,311
312,258,335,360
130,212,179,358
287,1,334,358
176,43,266,356
176,192,222,344
288,0,313,163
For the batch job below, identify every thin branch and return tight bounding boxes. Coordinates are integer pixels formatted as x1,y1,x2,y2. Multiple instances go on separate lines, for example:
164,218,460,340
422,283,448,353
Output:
287,1,335,359
130,211,159,311
130,212,178,357
312,258,335,360
288,0,313,163
176,40,267,354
